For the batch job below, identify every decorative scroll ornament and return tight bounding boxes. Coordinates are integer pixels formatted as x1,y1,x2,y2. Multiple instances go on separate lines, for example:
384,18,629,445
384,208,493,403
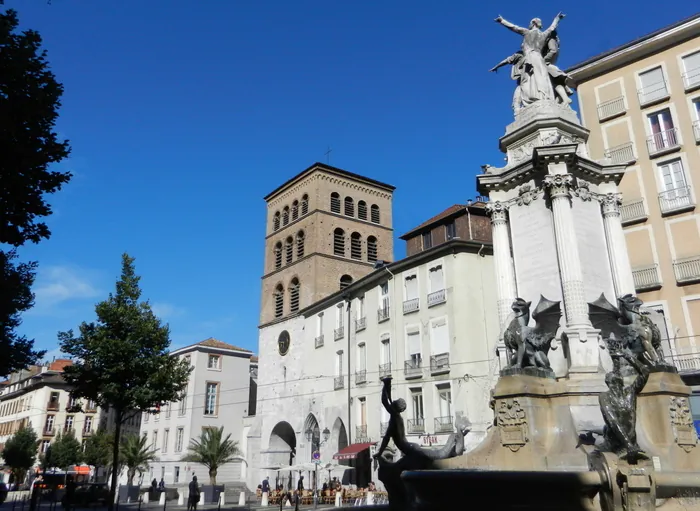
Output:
485,201,509,224
600,193,623,216
516,184,540,206
497,399,528,452
669,396,697,453
542,174,574,199
573,181,592,202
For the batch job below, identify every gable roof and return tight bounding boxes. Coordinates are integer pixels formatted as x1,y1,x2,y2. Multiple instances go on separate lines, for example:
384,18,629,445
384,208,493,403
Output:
197,338,252,353
400,201,488,240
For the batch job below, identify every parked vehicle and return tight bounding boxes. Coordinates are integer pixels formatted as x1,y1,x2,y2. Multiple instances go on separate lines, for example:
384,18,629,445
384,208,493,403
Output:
74,483,110,506
0,482,8,504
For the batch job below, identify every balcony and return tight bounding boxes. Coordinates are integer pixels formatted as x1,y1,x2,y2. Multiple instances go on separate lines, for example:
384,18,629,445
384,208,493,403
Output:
430,353,450,375
646,128,680,157
407,419,425,435
334,376,344,390
434,416,454,434
637,81,669,107
355,425,368,441
404,358,423,379
597,96,626,121
355,317,366,332
620,198,647,226
693,120,700,143
658,186,694,216
632,264,662,292
673,256,700,285
355,370,367,385
403,298,419,314
85,402,97,413
377,307,390,323
334,327,344,341
315,335,324,349
673,353,700,373
43,428,55,437
427,289,446,307
46,402,59,412
683,67,700,91
378,362,392,379
604,142,635,165
380,422,389,436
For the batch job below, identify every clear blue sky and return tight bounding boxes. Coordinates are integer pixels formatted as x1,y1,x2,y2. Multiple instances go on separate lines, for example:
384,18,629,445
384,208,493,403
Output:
11,1,698,358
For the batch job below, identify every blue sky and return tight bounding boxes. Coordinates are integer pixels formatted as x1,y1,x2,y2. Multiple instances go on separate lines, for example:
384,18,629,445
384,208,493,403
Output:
10,1,698,358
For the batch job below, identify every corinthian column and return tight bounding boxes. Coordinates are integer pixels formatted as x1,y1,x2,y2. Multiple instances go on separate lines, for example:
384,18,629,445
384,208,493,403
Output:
600,193,636,297
485,201,518,332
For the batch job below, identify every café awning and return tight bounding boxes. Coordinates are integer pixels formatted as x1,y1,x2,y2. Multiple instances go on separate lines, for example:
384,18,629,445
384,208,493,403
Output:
332,442,375,461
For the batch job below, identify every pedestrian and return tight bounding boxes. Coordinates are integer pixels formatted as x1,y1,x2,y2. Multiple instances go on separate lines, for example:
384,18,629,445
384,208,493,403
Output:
187,476,200,511
158,478,165,491
61,476,76,511
262,477,270,494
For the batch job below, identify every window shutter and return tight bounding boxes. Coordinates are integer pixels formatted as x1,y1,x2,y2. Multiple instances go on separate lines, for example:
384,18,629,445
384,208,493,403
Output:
431,320,449,355
683,51,700,74
407,331,421,355
640,67,664,88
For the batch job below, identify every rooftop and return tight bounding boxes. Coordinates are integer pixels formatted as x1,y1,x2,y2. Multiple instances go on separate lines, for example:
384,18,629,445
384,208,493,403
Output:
48,359,73,372
399,201,487,240
197,337,252,353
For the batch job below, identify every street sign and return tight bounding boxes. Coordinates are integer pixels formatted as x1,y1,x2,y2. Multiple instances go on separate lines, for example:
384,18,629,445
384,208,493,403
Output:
312,451,320,460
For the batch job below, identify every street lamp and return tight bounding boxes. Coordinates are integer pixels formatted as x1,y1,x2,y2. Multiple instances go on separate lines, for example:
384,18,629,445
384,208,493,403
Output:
304,426,331,509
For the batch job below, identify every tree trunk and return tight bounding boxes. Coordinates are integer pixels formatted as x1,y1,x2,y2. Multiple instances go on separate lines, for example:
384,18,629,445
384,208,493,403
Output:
108,410,123,511
127,469,135,486
209,468,217,486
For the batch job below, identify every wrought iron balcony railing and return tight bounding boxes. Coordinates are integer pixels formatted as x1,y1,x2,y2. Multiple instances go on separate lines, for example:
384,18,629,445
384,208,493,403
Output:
430,353,450,375
355,370,367,384
334,327,344,341
597,96,626,121
378,363,392,379
407,419,425,434
658,186,694,215
403,298,420,314
334,376,344,390
355,425,368,441
427,289,446,307
620,198,647,225
404,358,423,379
646,128,680,156
315,335,324,348
355,317,366,332
673,256,700,284
604,142,635,164
434,416,454,433
377,307,390,323
632,264,662,292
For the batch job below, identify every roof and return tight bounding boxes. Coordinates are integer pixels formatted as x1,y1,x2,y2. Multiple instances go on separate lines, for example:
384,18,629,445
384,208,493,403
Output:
250,355,259,363
48,359,73,372
197,338,252,353
263,162,396,201
566,12,700,79
333,442,376,460
399,201,488,240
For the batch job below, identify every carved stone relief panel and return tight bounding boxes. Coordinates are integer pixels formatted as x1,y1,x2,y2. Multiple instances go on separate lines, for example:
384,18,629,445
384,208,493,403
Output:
497,399,528,452
669,396,697,453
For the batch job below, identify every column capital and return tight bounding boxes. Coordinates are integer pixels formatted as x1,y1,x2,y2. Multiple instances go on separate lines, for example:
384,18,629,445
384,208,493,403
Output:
599,193,623,216
485,201,510,224
542,174,574,199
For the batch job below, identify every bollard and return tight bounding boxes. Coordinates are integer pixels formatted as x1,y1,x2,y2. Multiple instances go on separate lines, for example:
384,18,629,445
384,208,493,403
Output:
284,497,292,507
366,492,374,505
217,492,221,511
143,492,150,504
163,492,168,511
159,492,166,506
261,491,269,507
139,495,143,511
238,492,245,506
334,492,341,507
177,493,184,506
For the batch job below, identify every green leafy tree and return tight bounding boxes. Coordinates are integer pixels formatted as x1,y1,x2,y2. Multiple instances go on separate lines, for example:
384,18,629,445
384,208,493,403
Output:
0,9,72,378
59,254,191,510
120,434,157,486
83,429,114,481
182,427,241,485
1,426,38,485
50,431,82,470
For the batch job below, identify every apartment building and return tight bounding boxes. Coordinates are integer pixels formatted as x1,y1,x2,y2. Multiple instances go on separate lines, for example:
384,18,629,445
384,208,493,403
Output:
567,14,700,377
139,338,256,487
246,200,497,491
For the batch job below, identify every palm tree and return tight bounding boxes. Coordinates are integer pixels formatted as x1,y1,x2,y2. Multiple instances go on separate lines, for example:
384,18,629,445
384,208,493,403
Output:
181,427,241,485
120,434,157,486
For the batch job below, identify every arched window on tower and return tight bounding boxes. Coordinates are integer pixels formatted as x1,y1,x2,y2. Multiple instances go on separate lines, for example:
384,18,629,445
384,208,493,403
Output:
351,232,362,260
330,193,341,214
367,236,378,263
333,228,345,257
274,284,284,318
340,275,353,290
273,212,281,231
274,242,283,269
296,231,305,258
285,237,294,264
292,200,299,221
358,201,367,220
289,278,300,312
283,206,290,226
344,197,354,217
370,204,380,224
301,194,309,215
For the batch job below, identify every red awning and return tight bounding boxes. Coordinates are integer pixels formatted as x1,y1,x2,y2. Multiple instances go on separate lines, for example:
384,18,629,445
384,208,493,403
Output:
333,442,375,460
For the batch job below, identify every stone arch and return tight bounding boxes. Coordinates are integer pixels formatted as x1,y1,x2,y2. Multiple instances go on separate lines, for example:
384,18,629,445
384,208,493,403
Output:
304,413,320,461
331,417,348,453
269,420,297,467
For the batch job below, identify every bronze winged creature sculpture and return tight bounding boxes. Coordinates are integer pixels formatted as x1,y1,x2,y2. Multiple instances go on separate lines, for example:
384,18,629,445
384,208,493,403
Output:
503,296,562,370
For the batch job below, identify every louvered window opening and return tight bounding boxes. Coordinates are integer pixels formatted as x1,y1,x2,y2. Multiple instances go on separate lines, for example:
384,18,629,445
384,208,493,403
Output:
297,233,305,258
273,214,280,231
358,201,367,220
334,229,345,256
301,196,309,215
351,233,362,260
340,276,353,290
290,283,300,312
274,245,282,269
368,237,378,263
345,198,354,217
371,205,380,224
286,239,293,264
331,193,341,213
292,201,299,221
274,290,284,318
283,209,290,226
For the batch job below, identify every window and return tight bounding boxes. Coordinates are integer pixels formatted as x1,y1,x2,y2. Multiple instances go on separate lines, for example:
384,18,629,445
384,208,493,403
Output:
638,66,668,104
86,399,96,411
336,303,344,329
437,384,452,419
273,212,280,231
335,351,344,377
422,231,433,250
144,412,149,423
344,197,354,216
296,231,305,258
68,396,79,410
282,206,290,226
350,232,362,260
174,466,180,484
208,355,220,370
84,416,93,433
333,228,345,256
445,221,456,240
184,355,191,367
317,312,324,336
367,236,377,263
379,282,390,311
370,204,380,224
175,427,184,452
407,330,421,363
431,318,450,356
291,200,299,221
165,403,171,419
48,392,59,410
152,430,158,449
659,159,688,192
285,237,294,264
404,274,418,301
179,394,187,416
301,194,309,215
162,429,169,453
411,388,424,422
357,343,367,373
65,415,74,432
359,397,367,427
41,440,50,453
274,242,282,270
682,50,700,89
340,274,353,290
357,295,365,319
381,337,391,365
289,278,300,312
647,108,677,152
358,200,367,220
204,382,219,416
330,192,341,213
274,284,284,318
45,415,55,433
429,265,445,292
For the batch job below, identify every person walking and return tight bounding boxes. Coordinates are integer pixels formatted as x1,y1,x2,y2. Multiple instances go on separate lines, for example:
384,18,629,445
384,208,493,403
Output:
187,476,200,511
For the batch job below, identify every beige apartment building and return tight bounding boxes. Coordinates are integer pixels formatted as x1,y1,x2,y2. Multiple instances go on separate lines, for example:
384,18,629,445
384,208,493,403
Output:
568,14,700,373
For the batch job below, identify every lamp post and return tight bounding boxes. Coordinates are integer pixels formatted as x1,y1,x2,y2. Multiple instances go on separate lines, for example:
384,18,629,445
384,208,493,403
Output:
305,426,331,509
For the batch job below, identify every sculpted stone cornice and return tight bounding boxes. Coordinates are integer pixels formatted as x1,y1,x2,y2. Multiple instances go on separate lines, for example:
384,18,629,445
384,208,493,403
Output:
542,174,574,199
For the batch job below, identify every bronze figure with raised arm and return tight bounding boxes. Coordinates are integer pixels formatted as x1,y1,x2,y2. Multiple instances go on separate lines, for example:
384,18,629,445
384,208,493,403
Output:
374,376,409,459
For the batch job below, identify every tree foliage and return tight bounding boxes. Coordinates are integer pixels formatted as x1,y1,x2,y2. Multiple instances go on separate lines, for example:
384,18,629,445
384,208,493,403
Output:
59,254,191,509
0,8,71,378
120,434,157,486
83,428,114,477
49,431,82,470
1,426,38,485
182,427,241,485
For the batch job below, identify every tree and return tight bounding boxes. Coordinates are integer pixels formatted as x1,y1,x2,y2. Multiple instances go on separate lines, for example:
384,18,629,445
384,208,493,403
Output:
59,254,191,510
182,427,241,485
1,426,38,485
120,434,157,487
49,431,82,470
83,429,114,481
0,8,71,378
